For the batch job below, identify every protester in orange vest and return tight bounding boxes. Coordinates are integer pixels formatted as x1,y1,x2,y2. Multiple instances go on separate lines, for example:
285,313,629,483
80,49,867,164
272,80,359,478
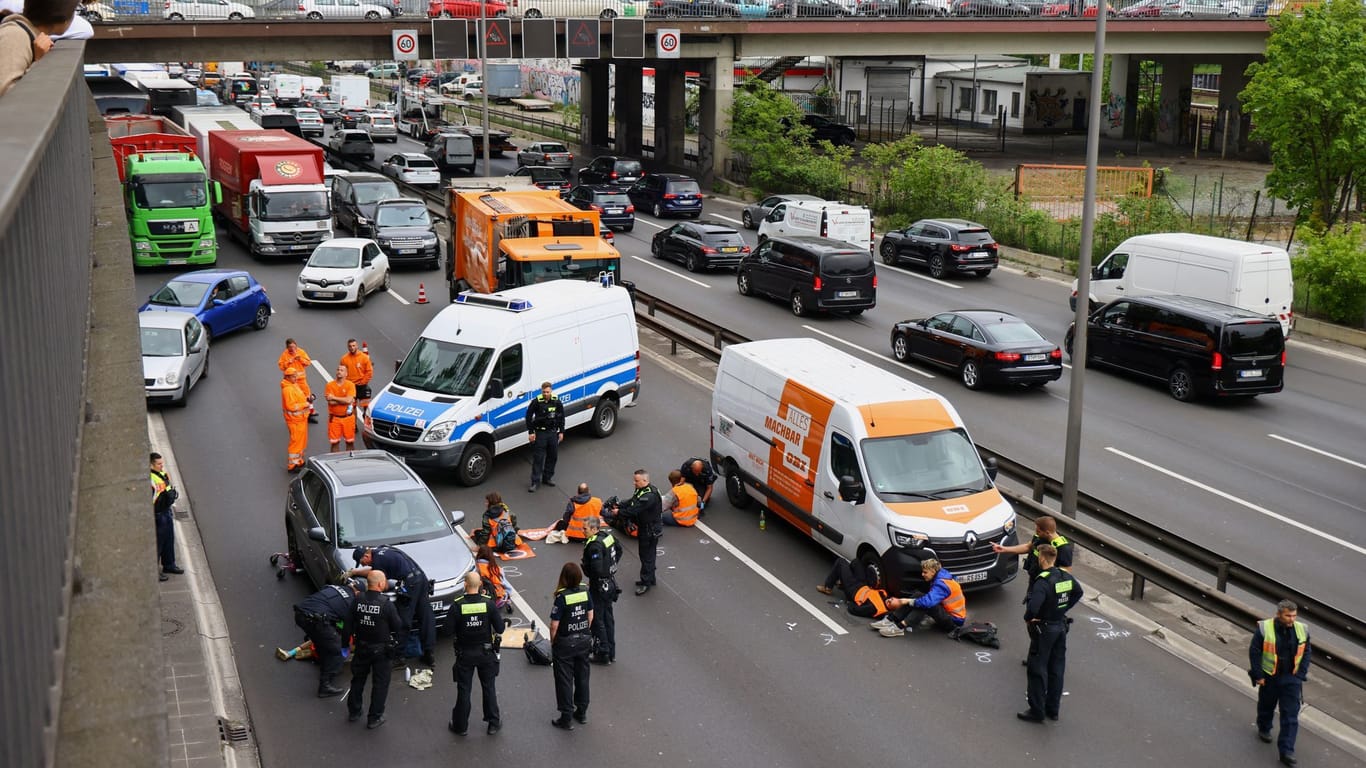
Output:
480,492,521,553
661,470,699,527
281,367,310,472
552,482,602,542
816,556,889,619
325,364,357,451
278,338,317,422
474,543,511,611
339,338,374,412
874,558,967,637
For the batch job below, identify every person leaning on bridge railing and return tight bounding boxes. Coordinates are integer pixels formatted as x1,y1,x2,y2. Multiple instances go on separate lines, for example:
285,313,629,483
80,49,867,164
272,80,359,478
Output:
0,0,82,97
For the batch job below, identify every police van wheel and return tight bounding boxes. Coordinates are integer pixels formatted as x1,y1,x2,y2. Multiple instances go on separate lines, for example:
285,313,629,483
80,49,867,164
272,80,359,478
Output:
590,398,618,438
456,443,492,486
724,467,751,509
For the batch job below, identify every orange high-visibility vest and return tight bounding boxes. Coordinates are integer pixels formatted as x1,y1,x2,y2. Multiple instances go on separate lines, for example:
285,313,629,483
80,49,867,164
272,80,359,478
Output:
855,586,888,617
937,575,967,620
281,379,309,422
566,497,602,541
672,483,699,526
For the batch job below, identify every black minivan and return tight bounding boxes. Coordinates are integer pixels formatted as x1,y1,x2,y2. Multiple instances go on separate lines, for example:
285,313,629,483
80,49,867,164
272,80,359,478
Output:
737,235,877,316
1065,294,1285,402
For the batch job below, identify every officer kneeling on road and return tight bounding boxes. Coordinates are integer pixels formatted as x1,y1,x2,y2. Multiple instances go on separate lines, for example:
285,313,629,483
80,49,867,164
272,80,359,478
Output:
293,578,362,698
449,570,505,737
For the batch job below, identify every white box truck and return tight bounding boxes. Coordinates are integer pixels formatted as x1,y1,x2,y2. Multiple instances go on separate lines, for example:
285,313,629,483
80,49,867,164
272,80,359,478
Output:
758,199,875,253
331,75,370,110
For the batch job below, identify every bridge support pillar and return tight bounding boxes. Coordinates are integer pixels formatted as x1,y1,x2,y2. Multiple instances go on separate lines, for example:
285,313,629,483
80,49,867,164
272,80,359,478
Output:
699,38,735,187
615,62,644,157
654,60,687,169
1154,55,1194,147
580,59,610,151
1103,53,1132,140
1215,56,1253,156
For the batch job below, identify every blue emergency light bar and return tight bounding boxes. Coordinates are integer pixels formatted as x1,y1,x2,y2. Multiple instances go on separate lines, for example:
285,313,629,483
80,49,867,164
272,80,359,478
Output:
455,293,534,312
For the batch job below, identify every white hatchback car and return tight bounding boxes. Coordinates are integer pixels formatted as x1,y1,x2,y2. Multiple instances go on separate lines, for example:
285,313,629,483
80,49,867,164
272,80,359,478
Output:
140,310,209,406
296,238,391,308
297,0,391,19
381,153,442,188
164,0,255,20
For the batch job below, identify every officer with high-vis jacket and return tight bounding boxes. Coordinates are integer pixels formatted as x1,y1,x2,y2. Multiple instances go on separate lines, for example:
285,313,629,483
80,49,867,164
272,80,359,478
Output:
449,571,505,737
611,469,663,595
549,562,594,731
581,516,623,664
1249,600,1311,766
1018,544,1083,724
525,381,564,492
294,579,361,697
992,514,1073,581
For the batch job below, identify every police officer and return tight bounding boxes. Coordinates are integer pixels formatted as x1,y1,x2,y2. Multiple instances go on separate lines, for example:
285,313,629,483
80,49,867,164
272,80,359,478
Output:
149,453,184,581
449,571,505,737
611,469,663,596
525,381,564,492
294,579,361,697
549,562,594,730
992,514,1073,581
349,545,436,668
1249,600,1312,766
1018,544,1083,724
679,457,716,517
348,571,401,730
581,517,623,664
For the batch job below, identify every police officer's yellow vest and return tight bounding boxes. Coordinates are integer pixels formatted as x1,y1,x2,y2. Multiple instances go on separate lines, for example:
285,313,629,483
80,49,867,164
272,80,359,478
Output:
1037,569,1075,610
1259,618,1307,676
1032,534,1069,560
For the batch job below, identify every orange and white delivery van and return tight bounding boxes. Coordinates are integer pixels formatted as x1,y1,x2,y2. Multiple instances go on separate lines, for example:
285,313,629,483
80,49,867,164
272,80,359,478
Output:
711,337,1021,594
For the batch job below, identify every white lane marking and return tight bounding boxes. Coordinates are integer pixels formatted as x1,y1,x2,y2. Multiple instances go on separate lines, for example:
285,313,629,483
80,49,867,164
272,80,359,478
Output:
693,521,849,636
635,218,667,231
1286,337,1366,364
454,525,549,632
311,359,333,382
1104,447,1366,557
1267,434,1366,471
800,325,936,379
711,214,744,227
628,254,711,288
387,288,411,305
877,262,962,289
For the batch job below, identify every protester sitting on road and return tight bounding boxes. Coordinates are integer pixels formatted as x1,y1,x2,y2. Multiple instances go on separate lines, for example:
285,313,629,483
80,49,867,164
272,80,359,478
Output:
550,483,602,542
474,543,511,611
817,556,889,619
479,492,520,554
874,558,968,637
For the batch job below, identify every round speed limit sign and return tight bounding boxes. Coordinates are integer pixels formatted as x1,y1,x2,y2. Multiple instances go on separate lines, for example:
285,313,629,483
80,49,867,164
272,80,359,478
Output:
393,30,418,59
658,29,680,58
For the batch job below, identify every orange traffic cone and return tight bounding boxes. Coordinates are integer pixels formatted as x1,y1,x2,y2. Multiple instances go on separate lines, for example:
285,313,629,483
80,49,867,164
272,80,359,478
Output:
416,283,428,304
361,341,369,355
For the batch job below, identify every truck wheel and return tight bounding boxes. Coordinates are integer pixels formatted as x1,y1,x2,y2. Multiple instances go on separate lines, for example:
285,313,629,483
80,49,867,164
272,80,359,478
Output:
724,466,752,509
590,398,618,438
253,304,271,330
456,442,492,486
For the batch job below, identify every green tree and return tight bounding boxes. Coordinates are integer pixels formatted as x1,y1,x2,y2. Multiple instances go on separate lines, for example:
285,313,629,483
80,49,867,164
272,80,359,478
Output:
1241,0,1366,230
726,79,851,199
1293,225,1366,324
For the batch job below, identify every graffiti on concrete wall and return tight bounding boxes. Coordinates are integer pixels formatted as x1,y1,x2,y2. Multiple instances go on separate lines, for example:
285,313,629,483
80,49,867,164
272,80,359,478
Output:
1026,87,1070,128
1105,92,1125,129
524,66,580,106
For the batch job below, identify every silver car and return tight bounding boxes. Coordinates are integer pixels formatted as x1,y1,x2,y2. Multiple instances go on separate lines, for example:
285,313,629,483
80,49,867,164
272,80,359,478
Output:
357,112,399,143
741,193,823,229
140,310,209,406
1159,0,1239,15
292,107,325,137
516,141,574,169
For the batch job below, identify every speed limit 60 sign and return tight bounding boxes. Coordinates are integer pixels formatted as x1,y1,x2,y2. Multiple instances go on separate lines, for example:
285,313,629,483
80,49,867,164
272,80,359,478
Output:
656,28,680,59
392,29,420,61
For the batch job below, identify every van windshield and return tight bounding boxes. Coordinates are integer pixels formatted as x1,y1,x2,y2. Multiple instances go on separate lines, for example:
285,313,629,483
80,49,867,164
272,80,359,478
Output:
822,252,873,276
1224,322,1283,356
860,428,990,500
393,337,493,398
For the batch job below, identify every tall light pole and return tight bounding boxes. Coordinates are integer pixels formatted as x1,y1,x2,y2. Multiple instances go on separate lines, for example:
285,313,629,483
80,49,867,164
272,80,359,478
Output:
480,1,491,180
1060,3,1107,518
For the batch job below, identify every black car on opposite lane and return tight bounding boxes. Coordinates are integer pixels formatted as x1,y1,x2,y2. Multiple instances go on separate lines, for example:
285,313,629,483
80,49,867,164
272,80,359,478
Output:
567,184,636,231
879,218,999,278
652,219,751,272
891,310,1063,390
372,198,441,270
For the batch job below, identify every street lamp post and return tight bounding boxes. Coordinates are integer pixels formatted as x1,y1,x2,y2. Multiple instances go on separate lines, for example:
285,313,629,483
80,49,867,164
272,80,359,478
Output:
480,1,491,180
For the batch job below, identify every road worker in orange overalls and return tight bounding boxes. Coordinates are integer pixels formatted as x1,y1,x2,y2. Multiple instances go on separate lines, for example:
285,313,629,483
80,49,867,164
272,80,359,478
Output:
340,338,374,412
278,338,317,422
325,364,357,451
282,367,311,472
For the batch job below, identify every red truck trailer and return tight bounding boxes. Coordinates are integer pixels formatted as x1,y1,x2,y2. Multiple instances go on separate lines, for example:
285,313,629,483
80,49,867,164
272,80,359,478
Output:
207,130,334,257
106,115,199,182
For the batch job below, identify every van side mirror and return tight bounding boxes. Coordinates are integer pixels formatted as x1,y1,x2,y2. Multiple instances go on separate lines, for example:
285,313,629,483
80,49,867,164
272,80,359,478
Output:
1092,266,1103,279
837,475,865,504
213,181,222,205
482,377,504,402
983,456,998,481
766,210,783,222
307,526,329,543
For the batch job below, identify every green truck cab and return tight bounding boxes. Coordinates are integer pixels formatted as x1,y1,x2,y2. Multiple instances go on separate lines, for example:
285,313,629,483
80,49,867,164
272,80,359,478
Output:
123,152,221,268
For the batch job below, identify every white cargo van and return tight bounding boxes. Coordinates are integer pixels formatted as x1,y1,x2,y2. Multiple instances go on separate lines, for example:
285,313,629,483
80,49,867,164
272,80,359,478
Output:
757,200,874,253
711,338,1020,594
424,132,476,174
1071,233,1294,336
364,281,640,486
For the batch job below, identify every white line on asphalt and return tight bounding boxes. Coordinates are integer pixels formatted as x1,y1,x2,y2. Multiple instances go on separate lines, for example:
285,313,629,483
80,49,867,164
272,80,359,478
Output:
1104,447,1366,557
693,521,849,636
800,325,936,379
635,218,667,231
1267,434,1366,470
455,526,549,632
1286,337,1366,364
711,214,744,227
387,288,411,305
877,262,962,289
628,254,711,288
311,359,332,382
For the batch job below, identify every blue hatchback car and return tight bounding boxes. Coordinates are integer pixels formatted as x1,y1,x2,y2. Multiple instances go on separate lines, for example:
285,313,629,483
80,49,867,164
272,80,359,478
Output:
139,269,272,340
627,173,703,219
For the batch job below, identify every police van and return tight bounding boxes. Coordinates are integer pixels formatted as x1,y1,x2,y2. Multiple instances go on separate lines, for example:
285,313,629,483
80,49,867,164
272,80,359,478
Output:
364,280,640,485
757,199,874,254
711,338,1019,594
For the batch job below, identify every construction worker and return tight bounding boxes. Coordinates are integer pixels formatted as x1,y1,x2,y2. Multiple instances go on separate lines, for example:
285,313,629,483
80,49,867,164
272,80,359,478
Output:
325,364,357,451
278,338,317,422
340,338,374,413
581,516,622,665
661,470,699,527
1249,600,1312,766
524,381,564,492
874,558,967,637
449,570,504,737
552,482,602,542
992,514,1073,581
549,562,594,730
349,545,436,668
281,367,310,472
610,469,662,596
679,457,716,517
1018,544,1083,724
294,579,361,698
816,556,888,619
348,570,400,730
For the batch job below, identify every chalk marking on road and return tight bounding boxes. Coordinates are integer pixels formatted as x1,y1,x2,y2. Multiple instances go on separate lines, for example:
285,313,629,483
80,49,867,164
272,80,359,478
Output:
1105,446,1366,557
800,325,936,379
710,214,744,227
876,262,962,289
628,254,711,288
1267,434,1366,470
693,520,849,635
387,288,411,305
454,525,549,632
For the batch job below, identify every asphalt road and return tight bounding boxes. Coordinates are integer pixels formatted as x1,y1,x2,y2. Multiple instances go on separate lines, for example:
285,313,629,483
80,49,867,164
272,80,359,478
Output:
135,218,1364,766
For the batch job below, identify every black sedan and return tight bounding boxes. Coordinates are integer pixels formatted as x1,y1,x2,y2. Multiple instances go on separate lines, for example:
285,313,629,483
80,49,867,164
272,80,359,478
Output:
890,310,1063,390
652,219,751,272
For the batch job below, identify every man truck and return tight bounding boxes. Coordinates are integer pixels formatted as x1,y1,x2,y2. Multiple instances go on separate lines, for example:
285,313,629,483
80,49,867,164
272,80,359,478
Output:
208,130,333,258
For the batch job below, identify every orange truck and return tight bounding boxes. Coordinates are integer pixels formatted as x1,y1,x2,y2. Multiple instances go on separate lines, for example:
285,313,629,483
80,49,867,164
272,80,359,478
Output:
446,188,622,301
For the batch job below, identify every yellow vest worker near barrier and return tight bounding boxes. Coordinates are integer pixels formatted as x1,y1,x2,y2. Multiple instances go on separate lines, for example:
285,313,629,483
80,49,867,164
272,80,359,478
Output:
1248,600,1311,766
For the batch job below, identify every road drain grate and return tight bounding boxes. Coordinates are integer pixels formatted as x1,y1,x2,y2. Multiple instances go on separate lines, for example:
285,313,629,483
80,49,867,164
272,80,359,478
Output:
218,718,251,744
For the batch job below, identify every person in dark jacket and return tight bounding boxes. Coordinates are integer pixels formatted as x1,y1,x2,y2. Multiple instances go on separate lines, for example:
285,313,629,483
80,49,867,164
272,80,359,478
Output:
816,556,889,619
348,571,401,729
449,570,506,737
679,457,716,517
1249,600,1312,766
294,579,361,697
348,545,436,667
581,516,622,664
610,469,662,595
549,562,594,730
525,381,564,492
1018,545,1083,724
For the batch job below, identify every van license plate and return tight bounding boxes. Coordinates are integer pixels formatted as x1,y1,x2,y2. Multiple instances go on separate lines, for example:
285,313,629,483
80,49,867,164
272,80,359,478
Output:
958,571,988,583
837,290,859,298
398,249,416,254
1024,353,1046,362
1239,369,1264,379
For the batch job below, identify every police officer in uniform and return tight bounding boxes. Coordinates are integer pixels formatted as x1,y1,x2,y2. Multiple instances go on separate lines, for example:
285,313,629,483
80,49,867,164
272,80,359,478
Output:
549,562,594,730
1018,544,1083,724
349,545,436,667
449,571,505,736
525,381,564,492
611,469,662,596
294,579,361,697
348,571,401,729
992,514,1073,582
581,517,623,664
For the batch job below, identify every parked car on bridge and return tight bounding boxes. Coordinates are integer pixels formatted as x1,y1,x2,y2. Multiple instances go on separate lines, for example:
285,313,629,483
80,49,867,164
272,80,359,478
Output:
513,0,639,17
652,220,750,272
891,310,1063,390
164,0,255,19
768,0,851,15
139,269,273,340
427,0,509,16
78,1,117,20
1159,0,1240,15
139,310,209,407
1039,0,1114,14
516,141,573,169
879,218,999,278
950,0,1032,13
855,0,950,14
1118,0,1163,14
645,0,741,16
297,0,392,18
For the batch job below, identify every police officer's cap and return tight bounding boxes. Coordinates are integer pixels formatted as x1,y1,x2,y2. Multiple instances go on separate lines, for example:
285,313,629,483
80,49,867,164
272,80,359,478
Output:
352,546,369,564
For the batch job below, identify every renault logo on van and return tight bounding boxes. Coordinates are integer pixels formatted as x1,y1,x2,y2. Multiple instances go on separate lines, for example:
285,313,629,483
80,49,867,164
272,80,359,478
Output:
964,531,978,547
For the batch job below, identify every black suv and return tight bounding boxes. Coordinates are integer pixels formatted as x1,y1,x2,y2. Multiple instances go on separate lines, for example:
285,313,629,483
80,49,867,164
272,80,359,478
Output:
577,155,644,187
652,219,751,272
331,172,401,236
628,173,703,219
372,198,441,270
284,450,472,631
737,235,877,316
567,184,635,231
879,218,999,278
1065,295,1286,402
